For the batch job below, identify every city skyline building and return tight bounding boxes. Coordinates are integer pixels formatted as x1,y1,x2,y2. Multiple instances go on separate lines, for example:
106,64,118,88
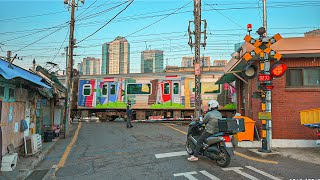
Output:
141,50,164,73
181,56,211,67
78,57,100,75
102,36,130,74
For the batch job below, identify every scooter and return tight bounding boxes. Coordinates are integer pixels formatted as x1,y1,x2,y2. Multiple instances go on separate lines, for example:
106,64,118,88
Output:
185,120,235,167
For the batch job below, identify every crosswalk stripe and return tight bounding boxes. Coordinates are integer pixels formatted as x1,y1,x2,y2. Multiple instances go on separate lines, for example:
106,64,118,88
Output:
155,151,188,158
223,167,259,180
173,171,198,180
200,170,221,180
245,166,281,180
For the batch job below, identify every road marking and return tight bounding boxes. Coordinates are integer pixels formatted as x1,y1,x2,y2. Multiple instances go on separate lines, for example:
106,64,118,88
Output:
223,167,259,180
173,171,198,180
200,170,221,180
164,123,187,135
155,151,188,159
52,122,82,176
245,166,281,180
163,123,279,164
234,151,278,164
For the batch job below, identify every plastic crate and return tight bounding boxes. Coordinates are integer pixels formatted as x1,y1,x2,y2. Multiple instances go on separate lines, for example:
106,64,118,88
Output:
218,118,245,134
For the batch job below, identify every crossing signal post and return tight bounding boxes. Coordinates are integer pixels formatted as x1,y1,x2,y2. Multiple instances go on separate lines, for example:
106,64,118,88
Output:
242,27,285,152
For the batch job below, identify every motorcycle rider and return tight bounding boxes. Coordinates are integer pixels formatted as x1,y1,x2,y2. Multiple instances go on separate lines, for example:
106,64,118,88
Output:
188,99,222,161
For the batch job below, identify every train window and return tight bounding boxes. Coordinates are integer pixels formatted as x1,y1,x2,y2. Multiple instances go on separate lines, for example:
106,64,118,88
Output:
83,84,92,96
173,83,179,94
110,85,116,95
164,83,170,94
127,83,151,94
102,84,108,96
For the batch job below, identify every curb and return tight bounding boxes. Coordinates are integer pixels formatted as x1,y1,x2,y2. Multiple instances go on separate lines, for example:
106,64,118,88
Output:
23,138,60,179
246,148,281,158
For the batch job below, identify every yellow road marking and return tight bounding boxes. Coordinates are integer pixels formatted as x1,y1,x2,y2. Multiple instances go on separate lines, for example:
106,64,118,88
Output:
234,151,278,164
163,123,279,164
53,122,82,176
164,124,187,135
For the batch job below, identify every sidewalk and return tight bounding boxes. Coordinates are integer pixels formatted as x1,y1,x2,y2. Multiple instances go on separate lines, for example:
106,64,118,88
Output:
0,139,59,180
246,147,320,165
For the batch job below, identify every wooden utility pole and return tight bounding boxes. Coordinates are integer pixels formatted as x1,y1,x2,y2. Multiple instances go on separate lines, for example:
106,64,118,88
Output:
65,0,76,138
188,0,206,119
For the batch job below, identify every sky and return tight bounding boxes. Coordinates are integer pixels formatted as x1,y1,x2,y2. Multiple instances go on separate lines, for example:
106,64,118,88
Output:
0,0,319,73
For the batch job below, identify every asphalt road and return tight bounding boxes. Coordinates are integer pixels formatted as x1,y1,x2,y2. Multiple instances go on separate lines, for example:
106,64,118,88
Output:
29,121,320,180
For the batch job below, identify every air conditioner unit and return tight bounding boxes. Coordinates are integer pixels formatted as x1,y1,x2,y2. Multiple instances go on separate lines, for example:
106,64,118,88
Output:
26,134,42,155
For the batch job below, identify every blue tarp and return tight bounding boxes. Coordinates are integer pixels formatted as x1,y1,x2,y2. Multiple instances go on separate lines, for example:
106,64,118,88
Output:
0,58,51,89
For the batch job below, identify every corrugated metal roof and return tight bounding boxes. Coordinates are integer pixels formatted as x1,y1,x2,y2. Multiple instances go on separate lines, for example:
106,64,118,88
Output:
0,59,51,89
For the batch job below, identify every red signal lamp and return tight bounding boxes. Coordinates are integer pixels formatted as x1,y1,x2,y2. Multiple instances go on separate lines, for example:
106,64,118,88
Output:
270,61,287,78
265,85,274,90
247,24,252,32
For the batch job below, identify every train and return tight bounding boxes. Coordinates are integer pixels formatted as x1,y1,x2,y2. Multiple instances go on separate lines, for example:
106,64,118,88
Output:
72,71,227,121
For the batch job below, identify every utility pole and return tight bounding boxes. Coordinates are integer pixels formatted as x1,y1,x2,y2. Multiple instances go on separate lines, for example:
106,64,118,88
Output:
63,46,68,139
64,0,77,138
188,0,207,119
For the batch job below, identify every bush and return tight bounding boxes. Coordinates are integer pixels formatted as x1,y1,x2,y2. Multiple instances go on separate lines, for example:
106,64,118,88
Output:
224,103,236,109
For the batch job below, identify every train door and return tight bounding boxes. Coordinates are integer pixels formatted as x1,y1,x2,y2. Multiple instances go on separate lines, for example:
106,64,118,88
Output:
162,81,171,103
108,82,117,102
171,81,181,104
100,82,108,105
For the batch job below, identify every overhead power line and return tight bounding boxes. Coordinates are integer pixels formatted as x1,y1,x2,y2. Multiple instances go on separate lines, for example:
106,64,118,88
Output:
125,1,192,38
77,0,134,44
12,24,68,53
77,0,131,21
76,0,99,19
0,10,66,22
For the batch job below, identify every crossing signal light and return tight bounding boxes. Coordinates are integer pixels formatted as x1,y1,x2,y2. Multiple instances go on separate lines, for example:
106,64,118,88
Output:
242,62,258,79
270,61,287,78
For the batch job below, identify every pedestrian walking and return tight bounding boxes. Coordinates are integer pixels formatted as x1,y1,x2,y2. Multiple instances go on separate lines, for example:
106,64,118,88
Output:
126,100,133,128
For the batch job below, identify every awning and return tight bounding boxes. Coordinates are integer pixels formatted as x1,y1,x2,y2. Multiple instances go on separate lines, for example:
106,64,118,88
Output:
216,58,247,84
216,72,239,84
0,59,51,89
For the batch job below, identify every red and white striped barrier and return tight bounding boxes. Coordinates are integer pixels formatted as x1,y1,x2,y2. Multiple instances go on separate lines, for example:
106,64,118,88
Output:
131,118,192,123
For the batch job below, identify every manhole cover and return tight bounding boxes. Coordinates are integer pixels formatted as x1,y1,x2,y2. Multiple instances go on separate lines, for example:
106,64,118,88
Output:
25,169,49,180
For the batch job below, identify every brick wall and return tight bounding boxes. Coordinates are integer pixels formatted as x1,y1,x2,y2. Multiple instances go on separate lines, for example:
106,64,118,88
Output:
246,58,320,140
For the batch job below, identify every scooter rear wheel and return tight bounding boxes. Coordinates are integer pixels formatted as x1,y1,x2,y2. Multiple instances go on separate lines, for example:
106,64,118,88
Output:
185,141,194,155
216,148,231,167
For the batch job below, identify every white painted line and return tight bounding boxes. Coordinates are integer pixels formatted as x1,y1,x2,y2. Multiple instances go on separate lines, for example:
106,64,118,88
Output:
155,151,188,159
173,171,198,180
246,166,281,180
200,170,221,180
223,167,259,180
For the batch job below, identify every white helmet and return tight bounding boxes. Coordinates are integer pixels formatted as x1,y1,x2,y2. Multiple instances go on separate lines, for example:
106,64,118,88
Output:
208,100,219,111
